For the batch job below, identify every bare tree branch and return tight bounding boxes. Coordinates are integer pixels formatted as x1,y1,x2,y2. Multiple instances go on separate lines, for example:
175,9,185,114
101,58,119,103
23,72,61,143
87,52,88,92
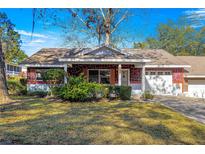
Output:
111,10,129,34
69,9,93,30
100,8,106,20
31,8,37,40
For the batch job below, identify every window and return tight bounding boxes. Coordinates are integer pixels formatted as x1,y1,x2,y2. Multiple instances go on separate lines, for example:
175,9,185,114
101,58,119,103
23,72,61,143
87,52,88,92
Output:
145,72,149,75
6,64,10,71
100,70,110,84
157,72,163,75
150,72,156,75
36,72,42,80
88,70,110,84
36,69,45,80
89,70,98,83
10,65,13,71
165,71,171,75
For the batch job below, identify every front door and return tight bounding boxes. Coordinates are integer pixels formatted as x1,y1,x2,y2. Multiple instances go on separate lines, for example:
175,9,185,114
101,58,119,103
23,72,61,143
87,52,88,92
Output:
121,69,129,86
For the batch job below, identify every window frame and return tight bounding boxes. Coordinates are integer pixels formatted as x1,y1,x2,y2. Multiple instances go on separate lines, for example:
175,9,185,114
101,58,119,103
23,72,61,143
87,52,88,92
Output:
88,69,111,84
164,71,172,75
150,71,156,75
157,71,164,75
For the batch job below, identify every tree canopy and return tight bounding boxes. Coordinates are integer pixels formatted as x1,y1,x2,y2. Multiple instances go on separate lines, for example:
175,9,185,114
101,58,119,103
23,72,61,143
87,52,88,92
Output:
134,20,205,56
0,12,27,64
33,8,134,47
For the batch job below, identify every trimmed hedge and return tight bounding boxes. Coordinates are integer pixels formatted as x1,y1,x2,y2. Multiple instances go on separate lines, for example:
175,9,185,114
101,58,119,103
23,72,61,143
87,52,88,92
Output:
119,86,132,100
27,91,48,98
7,77,27,95
55,76,105,102
142,91,154,100
107,85,132,100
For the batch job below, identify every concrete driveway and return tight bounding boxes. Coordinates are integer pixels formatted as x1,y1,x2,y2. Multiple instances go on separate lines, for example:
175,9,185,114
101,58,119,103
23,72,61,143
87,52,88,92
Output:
153,95,205,124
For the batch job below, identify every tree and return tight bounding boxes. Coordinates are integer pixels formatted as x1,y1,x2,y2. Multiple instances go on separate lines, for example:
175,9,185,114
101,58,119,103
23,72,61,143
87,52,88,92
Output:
133,42,148,49
0,13,27,64
0,39,9,103
135,19,205,56
0,12,26,103
33,8,130,47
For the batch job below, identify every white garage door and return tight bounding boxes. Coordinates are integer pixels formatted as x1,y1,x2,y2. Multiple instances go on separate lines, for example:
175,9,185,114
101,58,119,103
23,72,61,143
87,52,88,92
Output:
188,80,205,98
145,70,182,95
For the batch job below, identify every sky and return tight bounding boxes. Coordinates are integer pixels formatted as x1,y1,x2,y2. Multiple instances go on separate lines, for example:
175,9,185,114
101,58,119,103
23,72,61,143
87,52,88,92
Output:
0,8,205,56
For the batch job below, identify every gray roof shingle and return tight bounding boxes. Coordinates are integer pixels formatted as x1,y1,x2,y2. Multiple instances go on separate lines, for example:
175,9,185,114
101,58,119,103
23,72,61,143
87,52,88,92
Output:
20,46,188,66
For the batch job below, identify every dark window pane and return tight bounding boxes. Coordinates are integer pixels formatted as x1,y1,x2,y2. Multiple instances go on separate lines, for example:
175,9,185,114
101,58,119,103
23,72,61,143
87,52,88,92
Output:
89,70,99,83
100,70,110,84
157,72,163,75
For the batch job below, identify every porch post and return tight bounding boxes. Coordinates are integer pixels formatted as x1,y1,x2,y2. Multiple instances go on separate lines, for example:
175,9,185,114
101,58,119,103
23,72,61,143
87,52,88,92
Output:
64,64,67,84
118,64,122,86
141,64,145,92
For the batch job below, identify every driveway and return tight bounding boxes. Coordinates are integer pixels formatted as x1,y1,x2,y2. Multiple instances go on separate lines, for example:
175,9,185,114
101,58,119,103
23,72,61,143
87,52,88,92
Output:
153,95,205,124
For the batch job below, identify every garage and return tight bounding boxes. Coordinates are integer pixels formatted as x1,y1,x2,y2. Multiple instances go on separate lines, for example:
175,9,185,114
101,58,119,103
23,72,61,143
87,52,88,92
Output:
188,79,205,98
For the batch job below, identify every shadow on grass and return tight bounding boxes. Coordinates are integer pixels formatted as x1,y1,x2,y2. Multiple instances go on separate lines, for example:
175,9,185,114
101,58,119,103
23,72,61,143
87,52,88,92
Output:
1,96,205,144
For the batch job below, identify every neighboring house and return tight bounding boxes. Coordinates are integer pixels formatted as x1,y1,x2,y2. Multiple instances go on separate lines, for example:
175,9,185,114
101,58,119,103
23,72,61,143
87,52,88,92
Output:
20,44,205,98
5,63,22,76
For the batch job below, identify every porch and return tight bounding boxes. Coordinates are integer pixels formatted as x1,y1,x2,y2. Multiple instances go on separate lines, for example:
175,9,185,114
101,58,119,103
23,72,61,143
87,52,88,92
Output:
26,63,146,94
66,64,145,94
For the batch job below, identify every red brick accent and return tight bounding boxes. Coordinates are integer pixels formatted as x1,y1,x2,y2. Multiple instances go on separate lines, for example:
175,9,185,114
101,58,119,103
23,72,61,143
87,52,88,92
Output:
173,68,184,83
130,68,142,84
110,68,116,85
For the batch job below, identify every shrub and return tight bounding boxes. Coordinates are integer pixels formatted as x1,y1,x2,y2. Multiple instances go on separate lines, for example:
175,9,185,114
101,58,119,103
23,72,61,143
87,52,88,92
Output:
42,69,65,95
59,76,105,102
108,85,121,99
27,91,48,98
142,91,154,100
7,76,27,95
107,85,132,100
119,86,132,100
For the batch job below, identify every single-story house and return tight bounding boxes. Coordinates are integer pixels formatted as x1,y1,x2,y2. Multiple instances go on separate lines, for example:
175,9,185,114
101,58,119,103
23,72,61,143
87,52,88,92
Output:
20,45,205,98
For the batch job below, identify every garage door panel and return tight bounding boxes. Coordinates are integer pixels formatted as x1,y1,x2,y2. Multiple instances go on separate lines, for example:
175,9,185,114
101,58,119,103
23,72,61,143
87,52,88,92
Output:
188,79,205,98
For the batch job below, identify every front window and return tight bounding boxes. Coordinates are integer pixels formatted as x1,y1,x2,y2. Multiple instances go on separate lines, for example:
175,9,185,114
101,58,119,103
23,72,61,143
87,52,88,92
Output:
88,69,110,84
89,70,99,83
100,70,110,84
35,69,47,80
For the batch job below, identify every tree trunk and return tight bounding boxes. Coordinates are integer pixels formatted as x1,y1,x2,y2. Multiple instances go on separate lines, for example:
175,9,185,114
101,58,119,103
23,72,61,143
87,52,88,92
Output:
0,39,9,103
105,8,112,46
105,32,110,45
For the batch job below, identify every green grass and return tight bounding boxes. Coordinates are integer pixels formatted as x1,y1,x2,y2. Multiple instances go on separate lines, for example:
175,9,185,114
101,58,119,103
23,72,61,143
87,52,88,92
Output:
1,96,205,144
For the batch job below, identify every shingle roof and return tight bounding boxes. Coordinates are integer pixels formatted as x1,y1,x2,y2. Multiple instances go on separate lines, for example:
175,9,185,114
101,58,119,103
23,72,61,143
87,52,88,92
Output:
20,46,188,66
177,56,205,76
122,48,188,65
20,48,70,65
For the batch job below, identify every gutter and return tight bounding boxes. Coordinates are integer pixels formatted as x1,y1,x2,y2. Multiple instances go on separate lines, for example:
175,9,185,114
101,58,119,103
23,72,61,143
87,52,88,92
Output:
59,58,151,63
184,75,205,78
145,65,191,68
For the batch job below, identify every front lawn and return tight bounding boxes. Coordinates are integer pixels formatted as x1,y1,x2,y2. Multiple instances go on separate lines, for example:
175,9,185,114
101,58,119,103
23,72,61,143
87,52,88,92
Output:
1,96,205,144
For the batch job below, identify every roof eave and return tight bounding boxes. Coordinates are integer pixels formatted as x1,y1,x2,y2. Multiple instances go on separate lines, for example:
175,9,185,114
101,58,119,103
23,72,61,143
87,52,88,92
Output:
145,64,191,68
184,75,205,78
59,58,151,64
